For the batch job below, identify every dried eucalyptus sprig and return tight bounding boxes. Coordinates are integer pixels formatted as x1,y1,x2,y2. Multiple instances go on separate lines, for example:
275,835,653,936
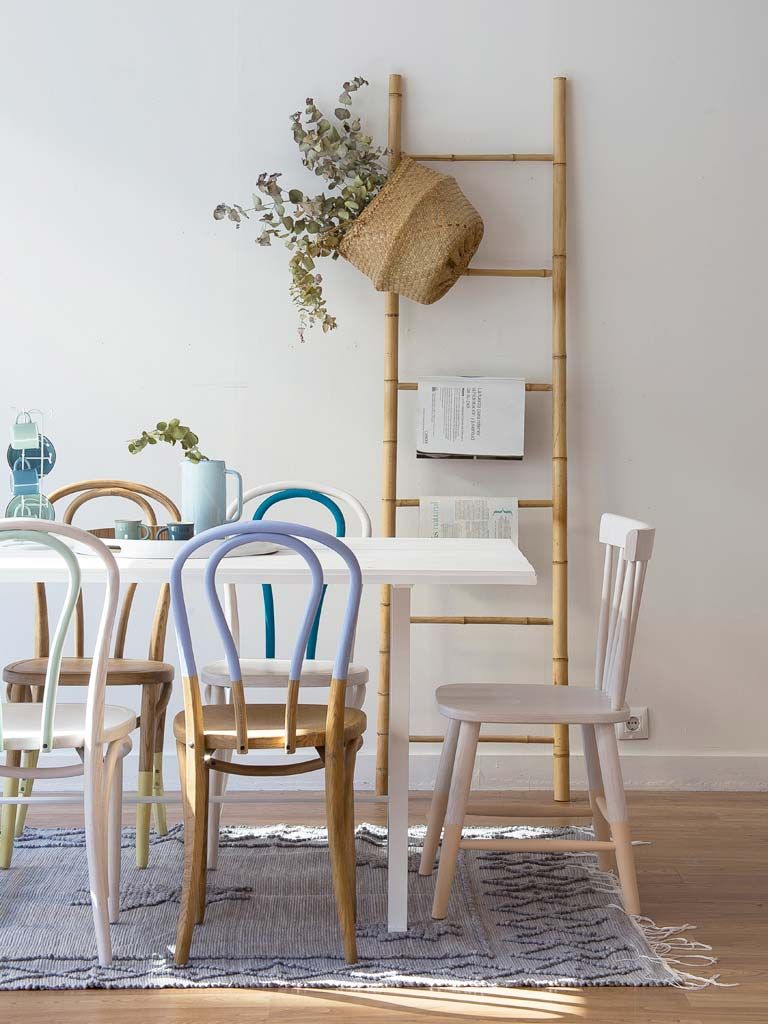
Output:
214,77,387,339
128,420,207,463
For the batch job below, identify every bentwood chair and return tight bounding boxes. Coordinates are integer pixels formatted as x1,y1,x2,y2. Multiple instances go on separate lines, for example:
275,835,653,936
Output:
171,521,365,964
0,520,135,965
2,480,177,868
420,514,655,920
202,481,371,868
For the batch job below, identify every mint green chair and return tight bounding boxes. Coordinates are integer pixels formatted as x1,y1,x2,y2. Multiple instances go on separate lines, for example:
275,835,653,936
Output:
0,519,136,965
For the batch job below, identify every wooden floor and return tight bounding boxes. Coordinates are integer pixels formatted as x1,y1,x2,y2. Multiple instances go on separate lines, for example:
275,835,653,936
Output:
0,790,765,1023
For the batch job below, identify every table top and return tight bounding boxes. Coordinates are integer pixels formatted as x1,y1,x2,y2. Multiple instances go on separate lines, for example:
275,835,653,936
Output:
0,536,536,587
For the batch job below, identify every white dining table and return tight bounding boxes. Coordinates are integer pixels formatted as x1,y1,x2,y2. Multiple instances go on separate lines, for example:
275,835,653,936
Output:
0,535,536,931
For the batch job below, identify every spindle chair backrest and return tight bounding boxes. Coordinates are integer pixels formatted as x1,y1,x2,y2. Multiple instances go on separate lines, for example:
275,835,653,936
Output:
594,513,656,710
0,520,119,755
171,521,362,756
226,481,371,658
36,480,180,662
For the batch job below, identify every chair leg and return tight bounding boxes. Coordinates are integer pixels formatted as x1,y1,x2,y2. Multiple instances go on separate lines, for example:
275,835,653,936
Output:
174,739,208,965
136,684,158,869
108,749,124,924
595,723,640,915
419,717,460,876
206,686,230,870
581,723,614,872
343,738,361,923
432,721,480,920
152,681,172,837
14,750,40,837
194,766,210,925
0,750,21,869
325,740,357,963
84,744,112,966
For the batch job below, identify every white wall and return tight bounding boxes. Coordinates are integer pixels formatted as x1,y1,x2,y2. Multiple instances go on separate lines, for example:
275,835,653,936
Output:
1,0,765,790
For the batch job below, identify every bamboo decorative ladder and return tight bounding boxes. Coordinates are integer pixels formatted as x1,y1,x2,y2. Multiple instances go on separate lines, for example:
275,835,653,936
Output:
376,75,570,802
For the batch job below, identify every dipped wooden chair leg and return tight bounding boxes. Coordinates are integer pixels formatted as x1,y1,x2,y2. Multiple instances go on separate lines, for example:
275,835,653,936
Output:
152,683,172,836
0,751,22,869
151,752,168,836
419,717,460,876
325,747,357,963
595,723,641,915
432,721,479,920
14,749,40,836
343,738,361,922
194,767,210,925
612,820,641,915
174,740,207,965
581,724,614,872
136,685,158,868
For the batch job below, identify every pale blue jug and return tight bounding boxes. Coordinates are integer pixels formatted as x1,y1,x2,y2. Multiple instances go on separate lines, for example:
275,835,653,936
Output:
181,460,243,534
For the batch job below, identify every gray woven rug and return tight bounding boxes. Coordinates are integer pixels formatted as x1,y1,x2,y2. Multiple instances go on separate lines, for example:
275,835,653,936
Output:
0,823,693,990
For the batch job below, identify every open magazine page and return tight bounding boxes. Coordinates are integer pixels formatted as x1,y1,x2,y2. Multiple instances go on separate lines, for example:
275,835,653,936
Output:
419,496,519,542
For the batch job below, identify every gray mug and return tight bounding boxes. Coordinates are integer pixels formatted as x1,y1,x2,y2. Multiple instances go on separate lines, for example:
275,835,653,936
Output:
115,519,150,540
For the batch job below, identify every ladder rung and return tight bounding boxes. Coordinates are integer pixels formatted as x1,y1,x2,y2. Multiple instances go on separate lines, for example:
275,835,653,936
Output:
396,498,553,509
406,153,554,163
397,382,551,392
411,615,552,626
464,268,552,278
410,734,555,744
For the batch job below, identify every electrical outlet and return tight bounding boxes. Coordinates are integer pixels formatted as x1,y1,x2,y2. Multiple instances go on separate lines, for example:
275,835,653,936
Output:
617,706,649,740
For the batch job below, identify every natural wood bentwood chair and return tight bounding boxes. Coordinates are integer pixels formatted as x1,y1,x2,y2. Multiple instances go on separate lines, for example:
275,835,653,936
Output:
420,514,655,920
1,480,177,868
0,520,135,965
202,481,371,868
170,520,366,965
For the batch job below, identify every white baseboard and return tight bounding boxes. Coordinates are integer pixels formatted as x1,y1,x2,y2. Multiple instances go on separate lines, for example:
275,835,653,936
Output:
33,750,766,793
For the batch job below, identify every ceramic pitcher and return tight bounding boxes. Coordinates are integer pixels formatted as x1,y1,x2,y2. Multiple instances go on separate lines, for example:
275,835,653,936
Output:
181,459,243,534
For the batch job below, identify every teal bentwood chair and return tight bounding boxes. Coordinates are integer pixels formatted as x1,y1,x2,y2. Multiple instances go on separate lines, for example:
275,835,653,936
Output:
0,519,136,965
201,482,372,867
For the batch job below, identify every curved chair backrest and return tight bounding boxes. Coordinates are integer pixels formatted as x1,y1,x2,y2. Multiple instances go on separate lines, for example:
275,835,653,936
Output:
171,521,362,756
43,480,180,661
0,519,119,754
594,513,656,710
225,481,371,660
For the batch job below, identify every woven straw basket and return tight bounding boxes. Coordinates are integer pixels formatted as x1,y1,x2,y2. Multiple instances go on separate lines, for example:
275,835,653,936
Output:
338,156,484,304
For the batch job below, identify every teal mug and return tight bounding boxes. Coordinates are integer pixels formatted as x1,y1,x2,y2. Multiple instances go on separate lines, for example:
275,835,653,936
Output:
156,522,195,542
115,519,151,540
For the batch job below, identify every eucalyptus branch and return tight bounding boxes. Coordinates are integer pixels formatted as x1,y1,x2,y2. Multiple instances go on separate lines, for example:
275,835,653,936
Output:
213,77,387,338
128,419,207,463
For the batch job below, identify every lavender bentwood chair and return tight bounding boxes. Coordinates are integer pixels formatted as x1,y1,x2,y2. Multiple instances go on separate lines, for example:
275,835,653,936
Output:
202,481,371,869
170,521,366,965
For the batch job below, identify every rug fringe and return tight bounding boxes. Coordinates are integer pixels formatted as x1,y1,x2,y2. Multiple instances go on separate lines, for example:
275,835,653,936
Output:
564,828,733,991
622,912,738,991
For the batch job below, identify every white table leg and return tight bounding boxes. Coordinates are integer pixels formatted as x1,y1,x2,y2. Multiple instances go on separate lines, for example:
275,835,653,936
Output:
387,584,411,931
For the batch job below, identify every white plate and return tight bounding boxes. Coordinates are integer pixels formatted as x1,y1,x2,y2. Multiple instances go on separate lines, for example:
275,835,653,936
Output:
71,538,279,559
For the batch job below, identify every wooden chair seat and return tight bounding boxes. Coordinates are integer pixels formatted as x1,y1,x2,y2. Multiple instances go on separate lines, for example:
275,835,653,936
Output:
2,702,136,750
436,682,630,725
173,703,366,751
3,657,174,687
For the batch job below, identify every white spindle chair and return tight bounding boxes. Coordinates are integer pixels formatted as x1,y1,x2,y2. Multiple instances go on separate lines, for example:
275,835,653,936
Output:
0,520,136,965
419,513,655,920
202,481,372,867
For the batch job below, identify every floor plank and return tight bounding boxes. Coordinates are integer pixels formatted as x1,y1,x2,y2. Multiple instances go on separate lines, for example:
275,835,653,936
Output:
0,790,765,1023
